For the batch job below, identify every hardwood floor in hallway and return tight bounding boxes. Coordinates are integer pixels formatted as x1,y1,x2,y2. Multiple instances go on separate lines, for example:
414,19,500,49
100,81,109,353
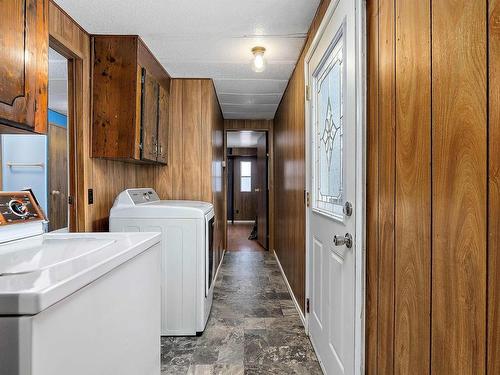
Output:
227,223,265,252
161,251,322,374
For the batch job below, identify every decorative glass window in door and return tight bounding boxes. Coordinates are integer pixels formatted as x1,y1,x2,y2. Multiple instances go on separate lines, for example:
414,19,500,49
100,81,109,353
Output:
313,39,344,217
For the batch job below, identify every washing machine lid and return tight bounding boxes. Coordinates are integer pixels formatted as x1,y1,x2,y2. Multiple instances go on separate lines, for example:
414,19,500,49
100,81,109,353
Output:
110,189,214,219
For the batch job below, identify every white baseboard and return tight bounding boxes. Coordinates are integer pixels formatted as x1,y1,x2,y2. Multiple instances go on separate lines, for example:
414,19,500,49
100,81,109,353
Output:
214,249,226,283
273,250,306,327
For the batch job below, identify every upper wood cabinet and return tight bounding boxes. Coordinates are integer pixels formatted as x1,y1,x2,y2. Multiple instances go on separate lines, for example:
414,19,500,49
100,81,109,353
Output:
92,35,170,164
0,0,48,133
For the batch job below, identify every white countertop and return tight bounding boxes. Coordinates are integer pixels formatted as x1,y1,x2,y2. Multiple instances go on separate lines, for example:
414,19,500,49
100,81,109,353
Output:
0,232,161,315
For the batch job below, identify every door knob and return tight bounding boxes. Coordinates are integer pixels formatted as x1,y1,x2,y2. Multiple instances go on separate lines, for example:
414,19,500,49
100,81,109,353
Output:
255,188,261,192
51,190,61,196
333,233,353,248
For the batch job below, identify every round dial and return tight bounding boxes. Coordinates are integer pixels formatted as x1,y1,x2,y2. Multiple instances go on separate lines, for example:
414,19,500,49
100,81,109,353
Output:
9,199,29,217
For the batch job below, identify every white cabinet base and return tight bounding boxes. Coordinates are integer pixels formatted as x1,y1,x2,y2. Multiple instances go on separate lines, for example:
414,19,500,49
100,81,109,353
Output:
0,244,161,375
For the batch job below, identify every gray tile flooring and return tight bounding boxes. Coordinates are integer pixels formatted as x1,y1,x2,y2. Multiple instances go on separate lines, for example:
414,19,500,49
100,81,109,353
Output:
161,251,322,374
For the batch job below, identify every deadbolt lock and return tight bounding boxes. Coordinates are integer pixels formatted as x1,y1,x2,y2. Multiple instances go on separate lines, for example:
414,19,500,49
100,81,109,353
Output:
343,201,353,217
333,233,353,249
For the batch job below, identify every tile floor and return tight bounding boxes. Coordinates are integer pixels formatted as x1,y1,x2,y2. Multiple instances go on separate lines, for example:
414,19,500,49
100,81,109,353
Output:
161,251,322,374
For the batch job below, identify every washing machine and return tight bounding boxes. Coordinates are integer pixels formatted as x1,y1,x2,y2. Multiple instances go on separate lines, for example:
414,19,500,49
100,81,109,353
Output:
109,188,215,336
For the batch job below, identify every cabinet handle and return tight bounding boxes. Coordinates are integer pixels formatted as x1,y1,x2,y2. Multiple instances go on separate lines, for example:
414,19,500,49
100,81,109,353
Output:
153,137,158,155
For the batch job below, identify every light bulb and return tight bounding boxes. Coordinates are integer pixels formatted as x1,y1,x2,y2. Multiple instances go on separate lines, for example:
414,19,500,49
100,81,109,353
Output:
254,54,265,71
251,47,266,73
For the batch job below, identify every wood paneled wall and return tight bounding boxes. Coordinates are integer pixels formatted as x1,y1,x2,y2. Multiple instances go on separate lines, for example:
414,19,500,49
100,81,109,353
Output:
273,0,331,314
48,1,157,232
367,0,494,373
155,79,225,266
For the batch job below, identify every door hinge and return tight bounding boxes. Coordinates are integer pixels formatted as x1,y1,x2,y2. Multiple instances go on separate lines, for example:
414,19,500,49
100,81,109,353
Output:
306,298,310,313
305,190,310,207
34,99,38,112
68,195,73,205
306,85,311,101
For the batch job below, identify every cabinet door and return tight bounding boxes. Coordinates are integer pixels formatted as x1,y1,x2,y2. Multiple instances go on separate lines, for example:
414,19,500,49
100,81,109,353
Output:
0,0,47,132
157,84,169,164
141,69,159,162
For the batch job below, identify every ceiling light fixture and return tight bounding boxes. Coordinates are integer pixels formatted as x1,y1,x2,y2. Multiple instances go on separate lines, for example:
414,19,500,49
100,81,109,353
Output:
251,46,266,73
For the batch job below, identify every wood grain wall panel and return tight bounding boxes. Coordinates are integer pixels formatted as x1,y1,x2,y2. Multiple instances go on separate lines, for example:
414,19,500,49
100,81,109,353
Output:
210,82,225,267
394,0,431,373
273,0,329,314
224,119,272,131
155,78,184,199
377,0,396,372
431,1,487,373
489,1,500,372
201,80,212,203
151,77,179,200
365,0,379,372
182,80,202,200
369,0,492,372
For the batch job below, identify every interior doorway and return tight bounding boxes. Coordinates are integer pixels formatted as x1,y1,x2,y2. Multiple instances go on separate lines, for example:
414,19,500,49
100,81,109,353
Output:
47,47,71,232
0,46,76,232
226,130,269,251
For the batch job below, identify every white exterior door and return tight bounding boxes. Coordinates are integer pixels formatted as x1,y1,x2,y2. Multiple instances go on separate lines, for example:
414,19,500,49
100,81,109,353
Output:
305,0,360,374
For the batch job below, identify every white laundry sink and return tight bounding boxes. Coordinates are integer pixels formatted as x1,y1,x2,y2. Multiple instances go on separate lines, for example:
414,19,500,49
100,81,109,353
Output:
0,232,160,315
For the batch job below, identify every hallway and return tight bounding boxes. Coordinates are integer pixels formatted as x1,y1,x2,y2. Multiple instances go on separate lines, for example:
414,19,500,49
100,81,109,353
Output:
161,251,321,374
227,223,265,252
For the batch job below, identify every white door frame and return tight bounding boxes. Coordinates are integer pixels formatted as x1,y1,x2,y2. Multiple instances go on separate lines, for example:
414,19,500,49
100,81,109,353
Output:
304,0,366,373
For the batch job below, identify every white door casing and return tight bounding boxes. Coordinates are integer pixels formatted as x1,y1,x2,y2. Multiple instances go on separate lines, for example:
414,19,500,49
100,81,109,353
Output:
305,0,365,374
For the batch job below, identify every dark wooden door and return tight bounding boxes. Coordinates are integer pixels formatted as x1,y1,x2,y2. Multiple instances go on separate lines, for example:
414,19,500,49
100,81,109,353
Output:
141,69,159,162
0,0,47,133
48,123,68,231
256,134,268,249
157,84,168,164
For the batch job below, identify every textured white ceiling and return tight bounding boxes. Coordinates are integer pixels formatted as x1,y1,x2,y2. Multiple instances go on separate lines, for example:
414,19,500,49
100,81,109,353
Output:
53,0,320,120
227,131,265,148
48,48,68,115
